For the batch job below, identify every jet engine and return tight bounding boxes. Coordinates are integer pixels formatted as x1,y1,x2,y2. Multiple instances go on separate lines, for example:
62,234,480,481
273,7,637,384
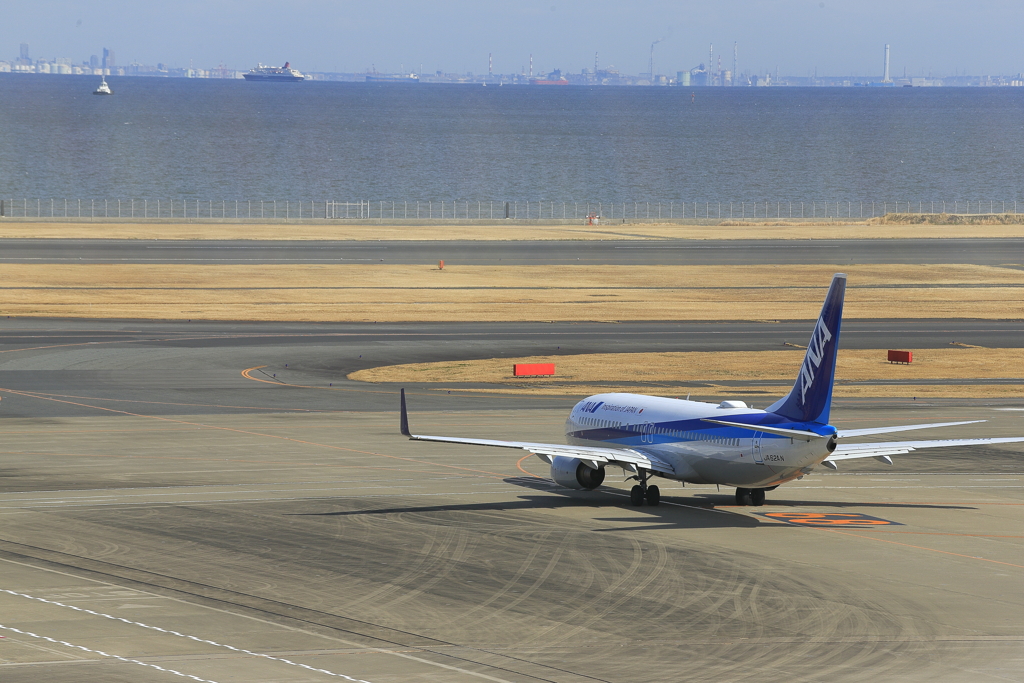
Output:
550,456,606,490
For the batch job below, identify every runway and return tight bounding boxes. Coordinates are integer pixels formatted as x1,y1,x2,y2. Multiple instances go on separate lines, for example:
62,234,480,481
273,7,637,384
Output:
1,237,1023,265
2,316,1024,682
3,318,1024,418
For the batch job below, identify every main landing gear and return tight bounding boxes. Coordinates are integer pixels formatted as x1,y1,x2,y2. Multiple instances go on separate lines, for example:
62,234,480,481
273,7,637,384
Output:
735,488,766,506
628,469,660,506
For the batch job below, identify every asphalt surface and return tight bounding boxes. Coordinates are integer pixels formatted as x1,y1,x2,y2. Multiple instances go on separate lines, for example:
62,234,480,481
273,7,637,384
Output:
2,237,1024,265
2,318,1024,683
2,239,1024,682
2,318,1024,419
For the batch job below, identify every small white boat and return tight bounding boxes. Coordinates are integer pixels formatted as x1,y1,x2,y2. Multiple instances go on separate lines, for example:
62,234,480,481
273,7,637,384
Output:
93,76,113,95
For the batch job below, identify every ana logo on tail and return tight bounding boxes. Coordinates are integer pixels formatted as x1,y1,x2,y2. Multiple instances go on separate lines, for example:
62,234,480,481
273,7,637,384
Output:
799,316,833,405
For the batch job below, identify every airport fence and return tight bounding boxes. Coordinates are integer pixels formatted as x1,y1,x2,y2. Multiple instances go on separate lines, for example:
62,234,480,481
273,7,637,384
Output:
0,198,1022,221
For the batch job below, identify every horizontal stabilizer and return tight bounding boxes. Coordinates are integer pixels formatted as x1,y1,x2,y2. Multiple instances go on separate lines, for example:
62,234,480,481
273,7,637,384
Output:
701,419,827,442
826,448,913,462
836,420,984,438
826,436,1024,462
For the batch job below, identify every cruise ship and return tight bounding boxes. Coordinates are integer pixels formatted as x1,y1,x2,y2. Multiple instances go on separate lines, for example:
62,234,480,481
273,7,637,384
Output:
243,62,305,82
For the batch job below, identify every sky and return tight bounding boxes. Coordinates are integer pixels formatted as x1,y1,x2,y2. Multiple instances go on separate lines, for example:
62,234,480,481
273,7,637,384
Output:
3,1,1023,77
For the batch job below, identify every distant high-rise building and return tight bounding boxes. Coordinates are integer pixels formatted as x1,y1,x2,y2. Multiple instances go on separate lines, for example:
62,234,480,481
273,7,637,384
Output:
90,55,99,69
733,43,738,86
882,44,891,83
19,43,29,61
102,48,115,70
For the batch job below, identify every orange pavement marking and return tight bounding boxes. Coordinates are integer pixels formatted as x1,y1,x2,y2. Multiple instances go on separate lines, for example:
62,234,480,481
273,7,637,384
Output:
1,332,569,401
819,527,1024,569
0,331,435,357
0,448,412,472
241,365,577,403
0,427,191,435
760,512,899,526
3,389,326,413
517,454,545,479
0,387,512,481
826,529,1024,539
0,333,264,355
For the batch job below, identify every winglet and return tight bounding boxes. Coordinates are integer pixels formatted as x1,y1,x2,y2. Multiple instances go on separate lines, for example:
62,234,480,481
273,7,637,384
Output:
400,388,412,437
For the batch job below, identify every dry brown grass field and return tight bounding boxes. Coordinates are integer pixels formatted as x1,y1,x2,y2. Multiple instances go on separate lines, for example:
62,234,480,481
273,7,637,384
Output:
348,348,1024,399
1,219,1022,241
1,262,1022,322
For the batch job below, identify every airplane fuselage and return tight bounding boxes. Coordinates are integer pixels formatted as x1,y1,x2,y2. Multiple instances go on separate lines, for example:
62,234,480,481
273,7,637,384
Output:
402,274,1024,508
402,274,1024,507
565,393,836,488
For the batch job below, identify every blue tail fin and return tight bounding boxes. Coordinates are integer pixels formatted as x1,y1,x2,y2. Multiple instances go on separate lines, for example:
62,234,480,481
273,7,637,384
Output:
766,273,846,424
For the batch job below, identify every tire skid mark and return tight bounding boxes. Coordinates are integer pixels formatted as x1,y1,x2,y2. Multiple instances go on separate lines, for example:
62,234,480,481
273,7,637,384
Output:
463,531,568,628
457,530,553,624
377,526,471,613
527,536,647,647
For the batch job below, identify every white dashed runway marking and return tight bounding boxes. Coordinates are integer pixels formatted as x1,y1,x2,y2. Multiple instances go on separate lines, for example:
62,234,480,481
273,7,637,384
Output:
1,589,374,683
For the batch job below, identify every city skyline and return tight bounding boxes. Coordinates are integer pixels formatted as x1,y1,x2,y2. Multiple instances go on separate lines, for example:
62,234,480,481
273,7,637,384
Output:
2,1,1023,80
4,41,1020,88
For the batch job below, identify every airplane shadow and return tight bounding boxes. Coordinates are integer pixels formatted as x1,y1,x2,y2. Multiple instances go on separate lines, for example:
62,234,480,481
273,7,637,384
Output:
687,492,976,511
289,477,974,532
292,476,762,530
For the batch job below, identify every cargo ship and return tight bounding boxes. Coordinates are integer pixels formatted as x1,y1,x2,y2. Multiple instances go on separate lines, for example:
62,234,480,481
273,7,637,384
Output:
243,62,304,82
530,69,569,85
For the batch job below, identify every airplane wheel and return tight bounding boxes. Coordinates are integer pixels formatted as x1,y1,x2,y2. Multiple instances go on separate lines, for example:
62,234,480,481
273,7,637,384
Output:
750,489,766,506
630,485,645,506
735,488,752,506
646,485,660,506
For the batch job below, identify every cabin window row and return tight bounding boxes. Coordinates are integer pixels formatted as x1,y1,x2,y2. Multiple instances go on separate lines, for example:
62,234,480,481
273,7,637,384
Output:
577,417,740,447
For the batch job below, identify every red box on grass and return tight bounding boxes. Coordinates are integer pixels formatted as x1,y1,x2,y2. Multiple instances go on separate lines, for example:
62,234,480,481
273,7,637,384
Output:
513,363,555,377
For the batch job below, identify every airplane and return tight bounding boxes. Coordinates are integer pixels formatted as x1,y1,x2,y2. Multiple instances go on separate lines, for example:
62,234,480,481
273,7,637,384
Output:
400,273,1024,506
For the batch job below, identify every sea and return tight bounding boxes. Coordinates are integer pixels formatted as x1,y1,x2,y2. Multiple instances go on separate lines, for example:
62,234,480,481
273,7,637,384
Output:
1,73,1023,204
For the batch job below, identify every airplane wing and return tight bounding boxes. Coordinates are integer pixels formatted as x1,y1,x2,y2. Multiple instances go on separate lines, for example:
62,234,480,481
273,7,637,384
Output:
825,436,1024,466
399,390,674,474
405,433,676,474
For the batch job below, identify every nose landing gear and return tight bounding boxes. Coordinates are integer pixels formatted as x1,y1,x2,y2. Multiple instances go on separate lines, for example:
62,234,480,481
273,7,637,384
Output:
628,468,660,506
735,488,766,506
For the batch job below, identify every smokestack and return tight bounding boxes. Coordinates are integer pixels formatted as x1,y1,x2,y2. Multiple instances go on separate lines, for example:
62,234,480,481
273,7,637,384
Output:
529,54,533,78
488,53,492,76
883,44,891,83
733,42,738,86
